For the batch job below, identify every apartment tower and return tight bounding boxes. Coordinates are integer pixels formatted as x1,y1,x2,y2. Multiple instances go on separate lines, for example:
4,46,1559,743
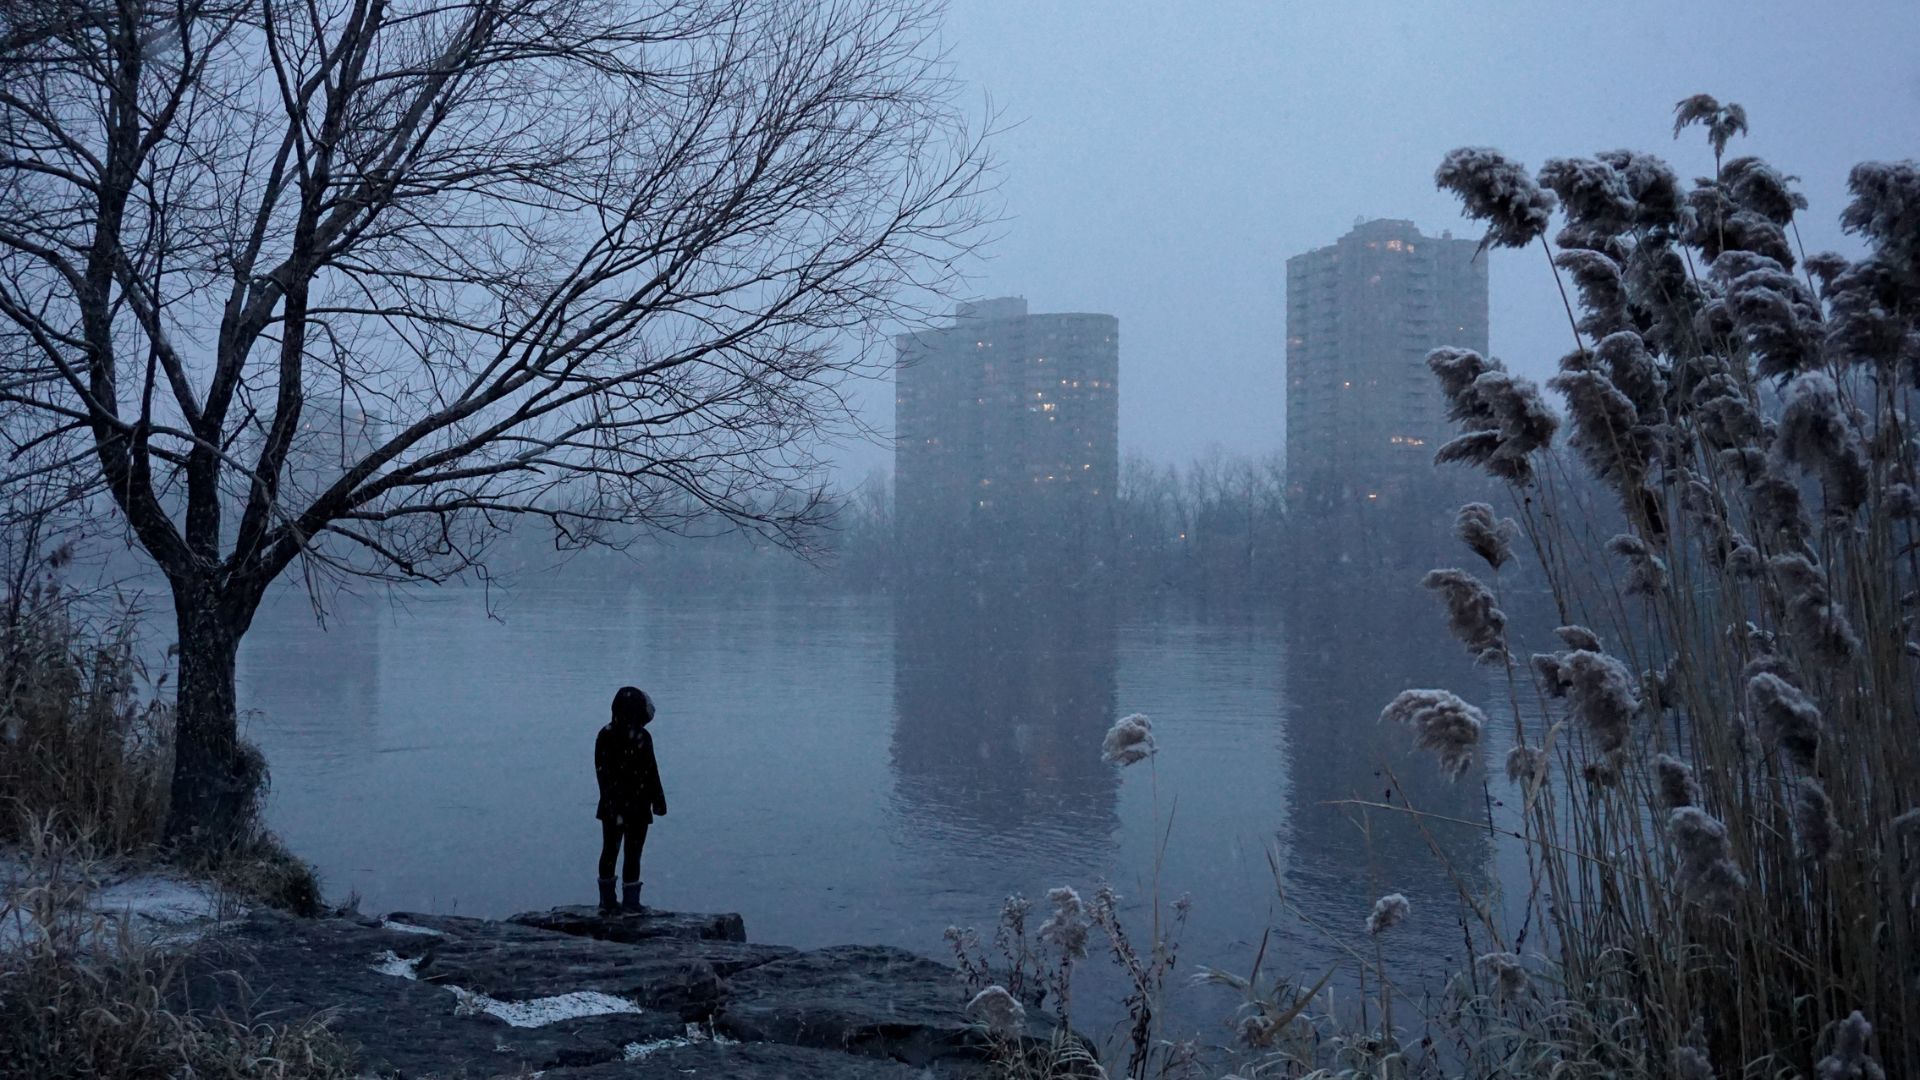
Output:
894,298,1119,576
1284,219,1488,514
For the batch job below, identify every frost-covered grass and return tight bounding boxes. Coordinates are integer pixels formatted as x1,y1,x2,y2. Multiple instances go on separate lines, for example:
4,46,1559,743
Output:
0,825,354,1080
1,850,232,951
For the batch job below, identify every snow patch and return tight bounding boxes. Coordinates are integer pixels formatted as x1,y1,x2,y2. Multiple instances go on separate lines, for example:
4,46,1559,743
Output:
370,950,422,979
2,854,233,950
381,919,447,937
623,1023,737,1060
454,986,642,1028
94,873,228,928
367,945,640,1027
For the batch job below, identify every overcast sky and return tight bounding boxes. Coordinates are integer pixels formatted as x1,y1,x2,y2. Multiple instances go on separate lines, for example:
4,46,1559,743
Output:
833,0,1920,478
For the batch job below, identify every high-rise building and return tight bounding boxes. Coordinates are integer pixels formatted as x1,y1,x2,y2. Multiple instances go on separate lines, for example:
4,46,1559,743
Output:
1285,219,1487,513
894,297,1119,575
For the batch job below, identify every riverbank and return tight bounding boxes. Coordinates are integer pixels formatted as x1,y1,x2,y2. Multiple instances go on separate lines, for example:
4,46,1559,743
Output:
4,833,1059,1078
186,901,1034,1077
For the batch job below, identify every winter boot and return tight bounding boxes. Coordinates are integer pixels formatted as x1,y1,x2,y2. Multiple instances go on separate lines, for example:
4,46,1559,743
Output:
621,880,645,916
596,877,618,916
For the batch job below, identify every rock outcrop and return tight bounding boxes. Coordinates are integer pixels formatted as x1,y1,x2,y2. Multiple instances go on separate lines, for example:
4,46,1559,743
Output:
189,903,1039,1077
509,905,746,944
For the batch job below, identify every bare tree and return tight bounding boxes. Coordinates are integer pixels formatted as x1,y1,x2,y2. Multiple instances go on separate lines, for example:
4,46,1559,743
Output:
0,0,989,840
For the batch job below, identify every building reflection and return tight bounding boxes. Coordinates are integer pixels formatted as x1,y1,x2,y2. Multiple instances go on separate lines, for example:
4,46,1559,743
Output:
890,575,1120,849
1275,582,1496,916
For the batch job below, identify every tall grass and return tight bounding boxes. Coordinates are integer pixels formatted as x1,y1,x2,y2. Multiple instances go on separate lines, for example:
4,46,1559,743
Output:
1,556,323,913
0,818,355,1080
966,100,1916,1079
1,559,345,1077
1,569,171,853
1388,97,1917,1078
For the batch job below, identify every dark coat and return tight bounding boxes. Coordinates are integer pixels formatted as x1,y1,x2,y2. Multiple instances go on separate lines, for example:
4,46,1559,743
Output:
595,723,666,825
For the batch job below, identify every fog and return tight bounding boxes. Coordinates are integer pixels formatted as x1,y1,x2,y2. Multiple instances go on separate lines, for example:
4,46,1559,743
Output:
8,2,1920,1073
833,0,1920,476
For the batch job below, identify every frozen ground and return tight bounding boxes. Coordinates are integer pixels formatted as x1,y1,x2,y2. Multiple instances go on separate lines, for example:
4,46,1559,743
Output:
0,848,238,948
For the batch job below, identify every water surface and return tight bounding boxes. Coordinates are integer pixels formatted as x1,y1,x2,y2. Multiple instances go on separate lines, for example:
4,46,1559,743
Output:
237,581,1516,1038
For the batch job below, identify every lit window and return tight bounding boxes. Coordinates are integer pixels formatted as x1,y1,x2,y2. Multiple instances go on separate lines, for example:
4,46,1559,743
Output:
1367,492,1379,501
1385,239,1404,252
1041,403,1057,413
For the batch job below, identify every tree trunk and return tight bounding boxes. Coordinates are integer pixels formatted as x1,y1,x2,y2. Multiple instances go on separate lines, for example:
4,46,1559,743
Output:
164,579,260,845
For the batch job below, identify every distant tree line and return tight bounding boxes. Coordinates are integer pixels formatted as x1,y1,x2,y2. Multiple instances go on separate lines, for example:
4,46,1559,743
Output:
487,448,1479,600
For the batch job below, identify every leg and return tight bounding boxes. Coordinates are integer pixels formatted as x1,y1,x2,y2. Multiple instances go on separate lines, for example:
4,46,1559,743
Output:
621,822,649,913
622,821,648,884
598,818,622,881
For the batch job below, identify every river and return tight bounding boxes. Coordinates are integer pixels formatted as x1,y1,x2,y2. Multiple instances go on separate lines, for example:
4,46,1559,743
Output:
235,577,1526,1044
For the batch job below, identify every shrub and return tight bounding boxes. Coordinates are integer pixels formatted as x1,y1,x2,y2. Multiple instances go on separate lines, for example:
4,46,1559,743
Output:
2,560,322,914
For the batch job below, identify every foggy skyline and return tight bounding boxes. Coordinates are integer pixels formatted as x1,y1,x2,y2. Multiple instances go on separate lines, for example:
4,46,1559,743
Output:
839,0,1920,477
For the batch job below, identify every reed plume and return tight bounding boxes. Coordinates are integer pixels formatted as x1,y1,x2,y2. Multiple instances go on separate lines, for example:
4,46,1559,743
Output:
1607,533,1670,595
1434,147,1556,250
1366,893,1410,935
1102,713,1156,767
1816,1011,1887,1080
1455,503,1516,570
1669,807,1748,908
1654,753,1700,810
1038,887,1090,960
1747,671,1823,771
1422,568,1509,665
1381,689,1486,781
966,986,1027,1037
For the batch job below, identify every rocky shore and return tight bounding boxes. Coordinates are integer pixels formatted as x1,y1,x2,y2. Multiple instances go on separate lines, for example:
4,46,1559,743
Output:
184,903,1040,1078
